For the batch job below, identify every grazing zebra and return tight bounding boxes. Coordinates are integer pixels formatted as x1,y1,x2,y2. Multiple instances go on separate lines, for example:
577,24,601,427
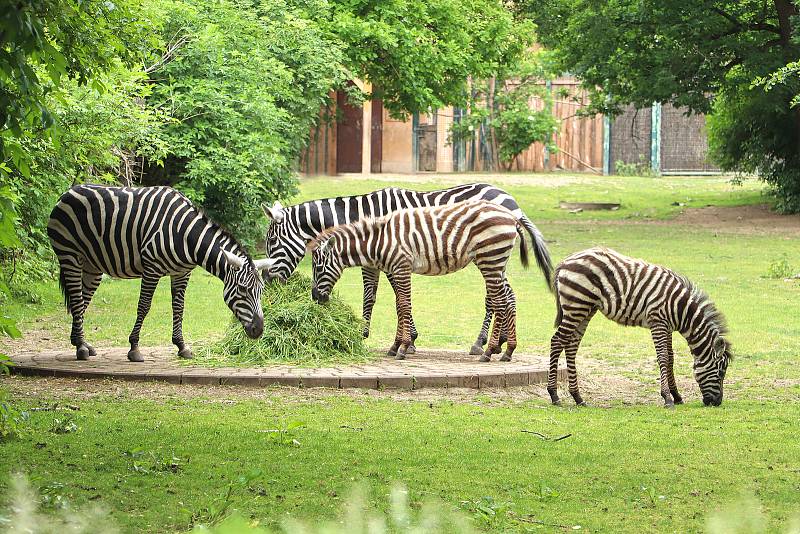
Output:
47,185,273,362
310,200,547,361
549,247,732,408
263,183,552,354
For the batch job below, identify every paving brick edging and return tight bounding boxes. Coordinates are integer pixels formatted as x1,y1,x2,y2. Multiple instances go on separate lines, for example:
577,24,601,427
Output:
8,348,567,390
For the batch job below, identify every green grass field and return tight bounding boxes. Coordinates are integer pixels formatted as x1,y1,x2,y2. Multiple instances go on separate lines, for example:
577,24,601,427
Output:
2,173,800,532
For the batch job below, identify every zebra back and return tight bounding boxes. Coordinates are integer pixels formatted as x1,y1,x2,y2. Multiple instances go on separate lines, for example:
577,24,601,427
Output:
265,183,552,284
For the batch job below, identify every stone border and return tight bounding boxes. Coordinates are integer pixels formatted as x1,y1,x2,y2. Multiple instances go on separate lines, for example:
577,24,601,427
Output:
9,347,567,390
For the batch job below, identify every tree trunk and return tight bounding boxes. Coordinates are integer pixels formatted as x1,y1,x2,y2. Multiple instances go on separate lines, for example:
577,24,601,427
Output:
773,0,800,158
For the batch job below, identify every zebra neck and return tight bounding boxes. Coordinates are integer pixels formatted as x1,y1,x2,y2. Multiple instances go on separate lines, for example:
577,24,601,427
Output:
195,227,243,280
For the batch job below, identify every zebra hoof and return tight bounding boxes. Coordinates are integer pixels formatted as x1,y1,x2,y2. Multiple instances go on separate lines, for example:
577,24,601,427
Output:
479,354,491,363
127,349,144,363
673,397,684,405
178,347,194,359
76,346,91,361
664,403,675,410
405,345,416,355
86,344,97,357
362,328,370,339
387,347,398,357
551,400,562,407
395,351,406,361
469,344,484,356
499,353,512,362
576,401,588,407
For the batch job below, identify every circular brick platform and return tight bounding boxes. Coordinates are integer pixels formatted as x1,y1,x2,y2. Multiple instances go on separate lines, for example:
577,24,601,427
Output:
9,347,566,390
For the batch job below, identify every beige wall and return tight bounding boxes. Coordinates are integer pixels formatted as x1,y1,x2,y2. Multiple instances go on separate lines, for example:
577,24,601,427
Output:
381,111,413,174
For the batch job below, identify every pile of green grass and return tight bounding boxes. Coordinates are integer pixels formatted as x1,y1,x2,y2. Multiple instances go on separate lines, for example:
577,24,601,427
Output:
202,273,372,367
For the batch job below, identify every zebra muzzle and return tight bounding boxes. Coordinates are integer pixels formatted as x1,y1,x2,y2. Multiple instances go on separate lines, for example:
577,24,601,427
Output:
311,287,329,304
244,316,264,339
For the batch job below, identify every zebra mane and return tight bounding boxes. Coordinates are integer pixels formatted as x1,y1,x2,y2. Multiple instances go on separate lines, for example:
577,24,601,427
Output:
307,216,386,251
173,190,253,263
688,282,731,346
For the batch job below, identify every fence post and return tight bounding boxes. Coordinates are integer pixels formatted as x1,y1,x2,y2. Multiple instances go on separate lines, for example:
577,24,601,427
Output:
650,102,661,175
412,112,419,173
602,115,611,176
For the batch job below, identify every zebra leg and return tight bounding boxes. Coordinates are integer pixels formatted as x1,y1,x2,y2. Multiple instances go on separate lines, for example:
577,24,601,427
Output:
665,339,683,404
478,271,505,362
548,309,593,405
387,271,418,354
499,283,517,362
60,257,91,360
80,271,103,357
170,272,193,359
128,272,160,363
565,313,594,406
650,323,676,409
469,294,492,355
387,269,413,359
361,267,379,339
497,280,514,354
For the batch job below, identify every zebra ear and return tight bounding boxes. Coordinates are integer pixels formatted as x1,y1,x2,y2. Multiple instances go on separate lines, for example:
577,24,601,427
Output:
262,201,285,223
222,250,246,270
253,257,276,273
321,235,337,253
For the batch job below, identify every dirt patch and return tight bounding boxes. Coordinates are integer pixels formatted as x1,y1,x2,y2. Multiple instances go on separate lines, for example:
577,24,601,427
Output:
0,356,703,408
670,204,800,236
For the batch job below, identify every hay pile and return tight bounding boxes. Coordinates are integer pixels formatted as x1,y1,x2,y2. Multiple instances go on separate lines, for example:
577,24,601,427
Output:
207,273,371,366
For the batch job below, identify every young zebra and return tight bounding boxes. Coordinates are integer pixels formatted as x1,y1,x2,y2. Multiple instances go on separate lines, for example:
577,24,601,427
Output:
263,183,552,355
47,185,274,362
310,200,546,361
549,247,732,408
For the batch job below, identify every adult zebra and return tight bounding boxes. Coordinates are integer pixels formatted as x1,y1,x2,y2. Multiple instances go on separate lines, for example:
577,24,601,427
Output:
47,185,273,362
263,183,552,354
310,201,533,361
549,247,732,408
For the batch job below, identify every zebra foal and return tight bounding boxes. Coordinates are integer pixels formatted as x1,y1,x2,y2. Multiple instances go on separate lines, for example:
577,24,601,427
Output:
549,247,732,408
48,185,273,362
262,183,552,354
310,200,541,361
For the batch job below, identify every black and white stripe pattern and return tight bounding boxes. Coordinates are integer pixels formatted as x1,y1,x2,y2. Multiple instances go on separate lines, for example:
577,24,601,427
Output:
310,200,548,362
47,185,273,361
549,247,732,407
263,183,552,354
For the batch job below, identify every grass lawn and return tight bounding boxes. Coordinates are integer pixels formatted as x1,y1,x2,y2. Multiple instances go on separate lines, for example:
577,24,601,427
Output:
2,173,800,532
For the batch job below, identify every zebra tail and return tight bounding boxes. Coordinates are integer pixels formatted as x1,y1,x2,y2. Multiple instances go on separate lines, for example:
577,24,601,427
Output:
58,263,71,310
516,223,530,269
519,215,554,292
553,272,563,328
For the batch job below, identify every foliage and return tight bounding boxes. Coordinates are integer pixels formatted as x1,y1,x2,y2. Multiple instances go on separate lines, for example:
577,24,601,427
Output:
326,0,534,115
204,272,370,366
765,255,795,280
450,52,560,170
0,389,29,442
615,157,656,178
141,0,345,247
522,0,800,211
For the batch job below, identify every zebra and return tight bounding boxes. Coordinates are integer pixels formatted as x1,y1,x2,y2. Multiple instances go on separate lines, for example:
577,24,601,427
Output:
47,185,274,362
262,183,552,354
548,247,732,408
309,200,547,362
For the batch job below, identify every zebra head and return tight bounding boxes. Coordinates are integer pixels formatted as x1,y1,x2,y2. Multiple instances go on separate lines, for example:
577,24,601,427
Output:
222,250,274,338
690,328,732,407
263,201,305,283
310,235,344,304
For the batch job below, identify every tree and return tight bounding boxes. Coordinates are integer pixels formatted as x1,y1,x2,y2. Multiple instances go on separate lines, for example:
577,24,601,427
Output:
326,0,533,115
139,0,345,245
450,51,560,171
521,0,800,211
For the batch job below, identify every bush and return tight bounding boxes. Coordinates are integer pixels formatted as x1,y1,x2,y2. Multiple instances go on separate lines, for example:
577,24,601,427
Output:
203,273,370,366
